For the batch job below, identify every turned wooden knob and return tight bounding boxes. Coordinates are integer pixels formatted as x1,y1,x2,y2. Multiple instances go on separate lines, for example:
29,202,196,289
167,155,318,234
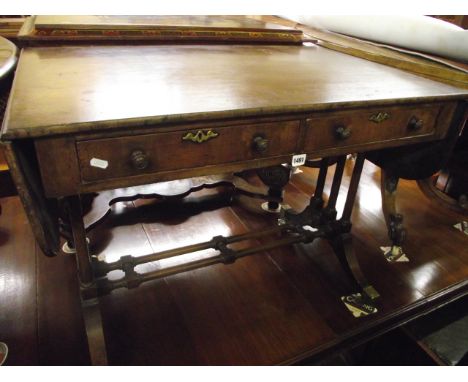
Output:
334,125,352,140
407,116,424,130
253,136,269,153
130,150,149,170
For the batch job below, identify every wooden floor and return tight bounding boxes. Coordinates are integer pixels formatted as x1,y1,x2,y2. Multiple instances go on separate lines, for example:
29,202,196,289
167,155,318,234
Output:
0,160,467,365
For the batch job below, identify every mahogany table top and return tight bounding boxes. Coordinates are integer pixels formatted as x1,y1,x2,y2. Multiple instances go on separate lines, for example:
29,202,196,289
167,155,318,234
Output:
2,43,467,140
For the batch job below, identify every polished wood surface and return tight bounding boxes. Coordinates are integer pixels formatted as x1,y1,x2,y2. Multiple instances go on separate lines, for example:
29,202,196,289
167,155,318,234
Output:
3,142,60,257
76,120,300,183
2,40,466,365
1,161,467,365
303,103,442,152
32,99,460,200
3,44,467,139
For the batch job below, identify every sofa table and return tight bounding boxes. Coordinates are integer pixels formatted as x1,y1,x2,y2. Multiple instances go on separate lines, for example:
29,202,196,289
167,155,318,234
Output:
1,43,467,365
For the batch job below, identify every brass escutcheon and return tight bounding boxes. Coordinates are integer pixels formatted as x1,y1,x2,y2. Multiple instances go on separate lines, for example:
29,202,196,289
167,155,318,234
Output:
182,129,219,143
369,112,390,123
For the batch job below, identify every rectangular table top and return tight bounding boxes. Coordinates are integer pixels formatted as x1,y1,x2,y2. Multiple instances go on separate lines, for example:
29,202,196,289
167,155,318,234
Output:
2,43,467,140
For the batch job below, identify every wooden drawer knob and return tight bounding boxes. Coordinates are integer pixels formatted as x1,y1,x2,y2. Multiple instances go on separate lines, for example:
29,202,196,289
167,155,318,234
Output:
334,125,352,140
408,116,424,131
252,136,269,153
130,150,149,170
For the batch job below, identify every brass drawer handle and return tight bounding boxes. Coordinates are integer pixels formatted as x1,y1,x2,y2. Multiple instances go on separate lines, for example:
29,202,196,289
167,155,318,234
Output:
130,150,149,170
369,112,390,123
252,135,269,153
407,116,424,131
182,129,219,143
334,125,352,140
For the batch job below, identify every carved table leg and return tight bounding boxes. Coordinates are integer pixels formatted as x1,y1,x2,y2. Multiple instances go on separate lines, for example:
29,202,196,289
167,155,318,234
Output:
66,195,108,365
257,165,291,212
381,170,407,260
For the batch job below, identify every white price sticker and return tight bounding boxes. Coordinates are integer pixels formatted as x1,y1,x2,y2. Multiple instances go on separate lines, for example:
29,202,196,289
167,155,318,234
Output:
90,157,109,170
291,154,307,167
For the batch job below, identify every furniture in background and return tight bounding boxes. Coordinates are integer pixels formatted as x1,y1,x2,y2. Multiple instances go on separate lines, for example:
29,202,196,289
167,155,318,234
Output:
430,15,468,30
17,15,303,46
0,16,25,41
0,36,18,208
416,121,468,214
274,16,468,88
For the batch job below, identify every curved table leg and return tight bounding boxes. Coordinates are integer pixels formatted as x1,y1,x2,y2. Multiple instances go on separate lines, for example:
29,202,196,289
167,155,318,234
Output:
285,155,380,302
330,232,380,301
335,154,380,301
66,195,108,365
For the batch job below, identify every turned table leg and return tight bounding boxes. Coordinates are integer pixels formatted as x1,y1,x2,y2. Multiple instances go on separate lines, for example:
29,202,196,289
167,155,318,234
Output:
257,165,291,212
66,195,108,366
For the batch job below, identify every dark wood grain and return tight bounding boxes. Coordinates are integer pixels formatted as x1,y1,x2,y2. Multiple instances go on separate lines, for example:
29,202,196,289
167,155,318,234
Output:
0,197,38,365
1,39,466,366
134,192,336,365
3,142,60,257
77,120,300,183
36,244,90,365
31,100,461,199
289,163,456,301
304,103,441,152
34,137,81,198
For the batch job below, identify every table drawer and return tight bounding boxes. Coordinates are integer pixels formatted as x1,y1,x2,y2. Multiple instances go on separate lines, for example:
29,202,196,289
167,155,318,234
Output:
77,120,300,182
303,104,441,152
